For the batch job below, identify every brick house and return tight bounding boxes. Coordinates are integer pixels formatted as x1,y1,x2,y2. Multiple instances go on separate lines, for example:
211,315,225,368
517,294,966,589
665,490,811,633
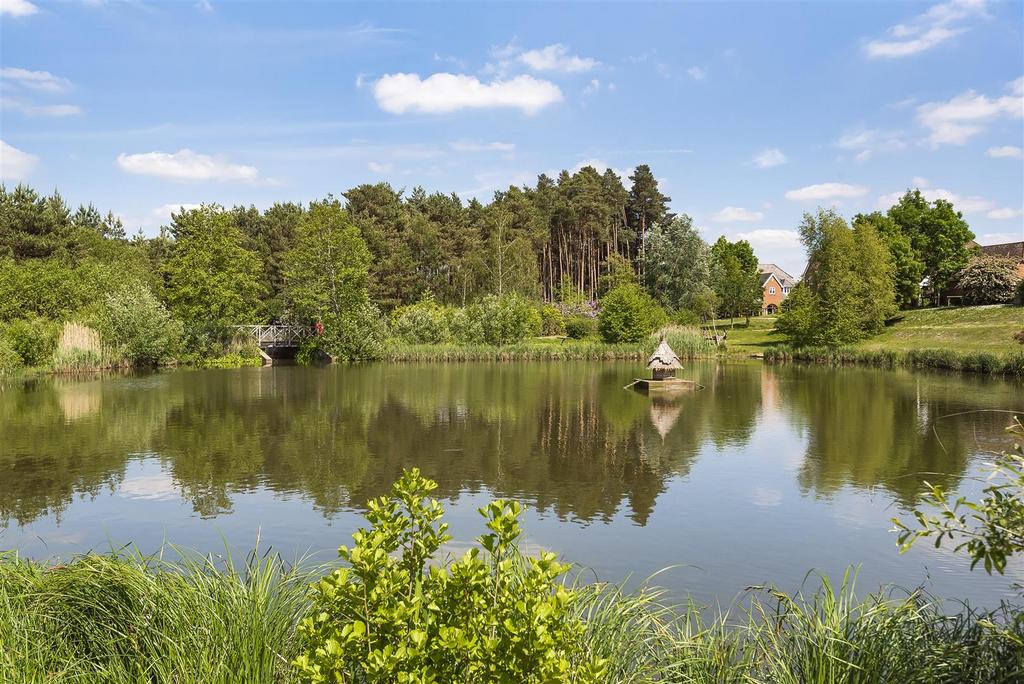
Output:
758,263,797,315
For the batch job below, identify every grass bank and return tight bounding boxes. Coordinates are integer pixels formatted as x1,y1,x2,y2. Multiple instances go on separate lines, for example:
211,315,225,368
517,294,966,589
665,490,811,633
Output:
1,550,1020,683
384,326,717,362
765,345,1024,377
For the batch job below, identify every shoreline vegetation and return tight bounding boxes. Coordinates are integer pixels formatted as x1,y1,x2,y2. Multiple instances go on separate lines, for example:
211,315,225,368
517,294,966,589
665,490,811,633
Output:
3,471,1022,683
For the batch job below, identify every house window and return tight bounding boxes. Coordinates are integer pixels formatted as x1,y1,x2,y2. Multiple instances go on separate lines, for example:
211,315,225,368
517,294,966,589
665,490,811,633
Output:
768,287,776,295
783,287,789,294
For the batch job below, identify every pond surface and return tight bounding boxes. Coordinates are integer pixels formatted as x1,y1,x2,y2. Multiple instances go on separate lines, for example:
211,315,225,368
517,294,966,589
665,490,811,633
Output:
1,361,1021,607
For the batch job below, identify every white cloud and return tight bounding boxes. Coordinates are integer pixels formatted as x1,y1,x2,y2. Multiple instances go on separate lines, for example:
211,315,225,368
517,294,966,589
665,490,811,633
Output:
835,127,906,161
0,139,39,180
583,78,602,95
1,99,82,116
568,159,630,178
912,176,930,187
518,44,598,73
979,231,1024,243
987,207,1024,220
752,147,787,168
864,0,986,58
686,66,707,81
987,145,1023,159
916,78,1024,146
373,73,562,115
734,229,804,268
785,182,868,201
195,0,213,12
0,67,72,92
367,161,392,173
450,140,515,153
876,185,993,213
712,206,764,222
117,149,261,182
0,0,38,16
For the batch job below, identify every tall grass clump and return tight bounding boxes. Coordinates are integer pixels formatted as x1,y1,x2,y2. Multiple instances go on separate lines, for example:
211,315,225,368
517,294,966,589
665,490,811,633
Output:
0,548,312,683
51,322,108,372
651,325,717,358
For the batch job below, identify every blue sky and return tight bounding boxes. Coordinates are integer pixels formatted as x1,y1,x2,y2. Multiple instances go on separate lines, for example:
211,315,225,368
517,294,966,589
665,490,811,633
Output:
1,0,1022,272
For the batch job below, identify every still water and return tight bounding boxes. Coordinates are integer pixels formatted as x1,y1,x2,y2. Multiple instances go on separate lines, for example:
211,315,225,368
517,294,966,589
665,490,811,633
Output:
1,361,1021,607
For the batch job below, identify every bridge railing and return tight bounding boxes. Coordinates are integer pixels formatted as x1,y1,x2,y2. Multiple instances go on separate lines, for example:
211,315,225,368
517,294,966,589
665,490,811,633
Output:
233,324,313,348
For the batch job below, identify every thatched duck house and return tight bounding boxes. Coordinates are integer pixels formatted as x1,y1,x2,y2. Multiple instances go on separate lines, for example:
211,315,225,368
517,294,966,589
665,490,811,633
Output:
647,339,682,380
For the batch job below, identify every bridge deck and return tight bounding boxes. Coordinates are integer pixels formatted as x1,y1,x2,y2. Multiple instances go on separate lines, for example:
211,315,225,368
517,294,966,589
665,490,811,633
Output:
234,324,312,348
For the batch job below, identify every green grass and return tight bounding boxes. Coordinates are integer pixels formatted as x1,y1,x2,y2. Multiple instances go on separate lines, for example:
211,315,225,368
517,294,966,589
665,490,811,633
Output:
2,551,1020,683
701,316,787,355
384,326,716,362
859,305,1023,354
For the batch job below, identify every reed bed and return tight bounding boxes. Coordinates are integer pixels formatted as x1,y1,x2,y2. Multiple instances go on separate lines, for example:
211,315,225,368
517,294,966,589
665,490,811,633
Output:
2,551,1020,683
764,345,1024,377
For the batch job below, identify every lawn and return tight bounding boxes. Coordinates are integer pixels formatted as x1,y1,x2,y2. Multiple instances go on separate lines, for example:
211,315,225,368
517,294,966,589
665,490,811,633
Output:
700,305,1022,357
858,305,1022,354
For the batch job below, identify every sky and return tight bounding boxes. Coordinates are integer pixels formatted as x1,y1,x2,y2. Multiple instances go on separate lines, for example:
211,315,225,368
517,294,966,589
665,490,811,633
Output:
1,0,1022,272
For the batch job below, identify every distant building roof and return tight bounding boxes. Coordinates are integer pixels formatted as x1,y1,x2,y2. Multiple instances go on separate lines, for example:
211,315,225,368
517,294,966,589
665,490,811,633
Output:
758,263,797,288
647,339,682,370
978,241,1024,260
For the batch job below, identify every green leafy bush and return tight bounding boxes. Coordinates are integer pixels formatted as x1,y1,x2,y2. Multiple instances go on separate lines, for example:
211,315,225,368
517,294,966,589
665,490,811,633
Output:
0,337,22,373
565,316,596,340
293,469,607,683
2,317,59,367
473,294,538,346
538,304,566,336
391,296,452,344
98,282,182,365
322,303,389,362
597,284,662,343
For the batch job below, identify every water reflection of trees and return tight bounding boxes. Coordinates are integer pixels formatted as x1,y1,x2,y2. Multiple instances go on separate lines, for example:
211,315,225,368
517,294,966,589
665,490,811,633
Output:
776,365,1021,505
0,363,1016,527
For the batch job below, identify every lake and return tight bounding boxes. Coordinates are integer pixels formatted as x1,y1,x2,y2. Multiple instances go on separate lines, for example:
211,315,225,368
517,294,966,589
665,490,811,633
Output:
1,361,1021,607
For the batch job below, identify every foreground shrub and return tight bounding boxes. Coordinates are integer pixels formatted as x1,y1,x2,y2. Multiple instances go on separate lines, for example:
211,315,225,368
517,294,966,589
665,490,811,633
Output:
473,294,539,346
322,303,389,362
98,282,182,365
294,469,607,683
598,284,662,343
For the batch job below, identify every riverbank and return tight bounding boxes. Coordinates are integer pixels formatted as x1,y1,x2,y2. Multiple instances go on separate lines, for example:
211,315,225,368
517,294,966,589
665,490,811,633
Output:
2,548,1020,683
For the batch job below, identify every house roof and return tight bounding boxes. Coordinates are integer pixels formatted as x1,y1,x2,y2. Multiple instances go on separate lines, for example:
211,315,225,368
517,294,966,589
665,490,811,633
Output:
647,339,682,370
978,241,1024,260
758,263,796,288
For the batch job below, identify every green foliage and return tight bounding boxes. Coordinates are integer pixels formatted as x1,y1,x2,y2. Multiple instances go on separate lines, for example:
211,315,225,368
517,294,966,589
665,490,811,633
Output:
885,189,975,303
201,346,265,368
98,283,182,365
954,256,1021,305
293,469,606,683
319,302,389,362
474,294,539,346
391,296,452,344
164,205,265,353
1,316,59,367
0,337,22,373
894,418,1024,574
642,215,711,310
854,211,925,308
598,284,663,343
710,237,761,321
598,252,636,296
764,344,1023,376
565,316,597,340
539,303,566,336
776,209,896,347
